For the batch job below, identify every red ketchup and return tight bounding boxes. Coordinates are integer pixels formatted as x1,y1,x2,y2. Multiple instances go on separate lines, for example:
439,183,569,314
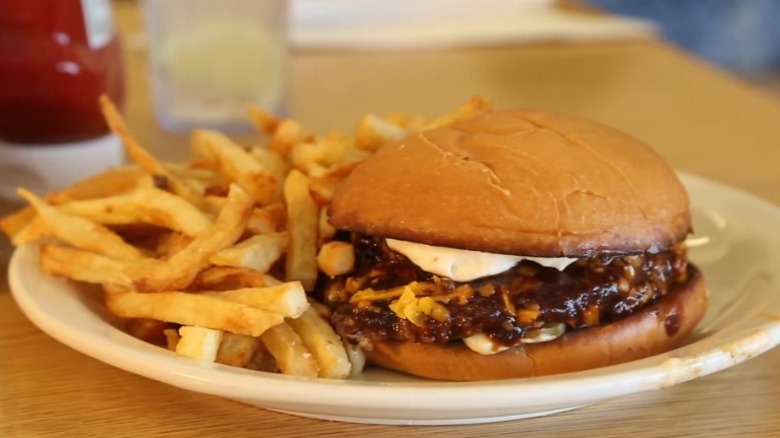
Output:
0,0,124,143
0,0,125,199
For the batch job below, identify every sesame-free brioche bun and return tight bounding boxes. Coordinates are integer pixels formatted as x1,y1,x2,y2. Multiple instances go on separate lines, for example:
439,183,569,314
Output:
329,110,691,257
365,265,707,381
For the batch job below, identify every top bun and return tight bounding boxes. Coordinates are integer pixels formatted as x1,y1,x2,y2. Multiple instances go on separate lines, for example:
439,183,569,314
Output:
329,110,691,256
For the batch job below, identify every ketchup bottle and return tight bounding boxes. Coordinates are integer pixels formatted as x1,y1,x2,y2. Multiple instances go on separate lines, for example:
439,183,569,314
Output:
0,0,125,199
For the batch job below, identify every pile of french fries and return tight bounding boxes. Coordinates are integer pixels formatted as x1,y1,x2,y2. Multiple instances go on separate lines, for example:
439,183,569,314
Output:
0,95,493,379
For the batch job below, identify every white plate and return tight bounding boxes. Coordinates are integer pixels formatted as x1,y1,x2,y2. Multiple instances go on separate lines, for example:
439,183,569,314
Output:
9,173,780,425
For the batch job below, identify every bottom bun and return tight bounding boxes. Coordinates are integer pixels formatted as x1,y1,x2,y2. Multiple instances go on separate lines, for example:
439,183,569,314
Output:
366,265,708,381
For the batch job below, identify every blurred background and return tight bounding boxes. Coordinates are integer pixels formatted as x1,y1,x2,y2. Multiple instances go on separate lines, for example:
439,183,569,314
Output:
588,0,780,95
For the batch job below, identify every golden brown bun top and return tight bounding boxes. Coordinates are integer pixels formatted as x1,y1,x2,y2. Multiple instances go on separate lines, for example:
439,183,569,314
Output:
329,110,691,256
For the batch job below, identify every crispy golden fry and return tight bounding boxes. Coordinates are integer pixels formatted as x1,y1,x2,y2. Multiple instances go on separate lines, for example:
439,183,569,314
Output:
155,232,193,258
192,266,279,290
191,129,278,205
249,147,290,190
262,202,288,225
290,137,340,173
422,95,493,129
9,216,48,246
307,161,362,206
283,170,319,291
216,332,261,367
316,241,355,277
210,232,288,272
167,163,228,196
164,328,181,351
307,178,335,207
0,206,37,240
290,133,369,179
49,187,249,292
288,307,351,379
100,96,207,209
247,203,286,235
354,114,408,152
203,195,282,230
134,184,253,292
261,322,319,378
204,282,309,318
18,189,147,261
39,244,134,288
105,292,285,337
45,166,149,204
247,105,282,136
201,195,227,219
58,188,212,236
176,326,223,361
267,119,310,156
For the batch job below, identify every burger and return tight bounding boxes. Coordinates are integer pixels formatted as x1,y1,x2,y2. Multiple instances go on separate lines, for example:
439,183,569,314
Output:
322,109,708,381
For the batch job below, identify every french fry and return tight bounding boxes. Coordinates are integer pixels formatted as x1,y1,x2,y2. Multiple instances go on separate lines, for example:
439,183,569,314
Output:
216,332,261,367
422,95,493,129
316,241,355,277
191,129,278,206
246,203,286,235
288,307,351,379
18,189,147,261
164,328,181,351
283,170,319,290
267,119,310,156
204,282,309,318
290,138,338,173
39,244,134,288
354,113,408,152
100,96,207,209
105,291,285,337
134,184,252,292
192,266,279,291
249,147,290,191
167,163,229,196
10,216,48,246
210,232,288,272
58,188,212,236
290,133,369,179
0,206,37,240
155,232,193,258
261,322,319,378
176,326,223,361
247,104,282,136
307,161,362,206
307,178,335,207
44,166,149,204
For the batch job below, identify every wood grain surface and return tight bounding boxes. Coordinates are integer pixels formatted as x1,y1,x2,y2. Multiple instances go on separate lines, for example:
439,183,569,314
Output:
1,1,779,436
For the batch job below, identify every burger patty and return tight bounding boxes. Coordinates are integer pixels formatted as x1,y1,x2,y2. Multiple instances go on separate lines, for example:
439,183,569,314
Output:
323,235,690,348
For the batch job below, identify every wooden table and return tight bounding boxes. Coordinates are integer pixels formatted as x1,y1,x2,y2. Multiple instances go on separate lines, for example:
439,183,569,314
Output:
2,2,780,436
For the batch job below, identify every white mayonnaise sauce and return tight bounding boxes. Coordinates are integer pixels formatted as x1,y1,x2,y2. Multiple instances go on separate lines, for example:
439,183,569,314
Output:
385,239,577,282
